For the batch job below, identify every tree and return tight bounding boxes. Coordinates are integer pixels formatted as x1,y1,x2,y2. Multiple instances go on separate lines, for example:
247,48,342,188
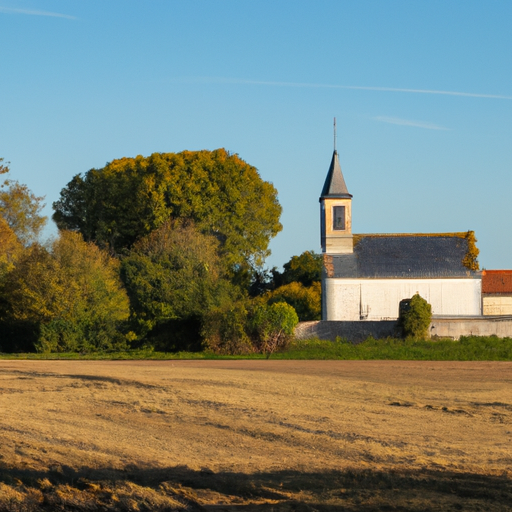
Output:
265,281,321,321
400,293,432,339
121,220,241,350
265,251,322,321
273,251,322,288
0,231,130,352
53,150,282,272
0,217,22,279
0,159,46,245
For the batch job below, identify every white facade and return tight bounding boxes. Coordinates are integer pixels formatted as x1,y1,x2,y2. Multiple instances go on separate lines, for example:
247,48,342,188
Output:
483,296,512,316
323,278,482,321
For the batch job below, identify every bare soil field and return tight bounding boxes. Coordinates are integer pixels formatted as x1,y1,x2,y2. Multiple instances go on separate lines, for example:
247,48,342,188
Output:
0,360,511,511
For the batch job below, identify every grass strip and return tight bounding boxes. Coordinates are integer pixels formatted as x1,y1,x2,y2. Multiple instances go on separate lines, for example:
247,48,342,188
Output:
276,335,512,360
1,335,512,360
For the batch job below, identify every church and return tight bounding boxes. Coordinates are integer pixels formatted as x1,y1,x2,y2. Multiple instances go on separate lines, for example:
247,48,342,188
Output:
319,147,482,321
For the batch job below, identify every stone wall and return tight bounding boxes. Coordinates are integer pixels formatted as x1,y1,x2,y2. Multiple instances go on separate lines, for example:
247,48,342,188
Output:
430,316,512,339
295,320,397,343
296,316,512,342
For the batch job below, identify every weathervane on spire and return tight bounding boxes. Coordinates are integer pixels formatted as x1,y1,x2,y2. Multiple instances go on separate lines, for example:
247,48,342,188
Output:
334,117,337,152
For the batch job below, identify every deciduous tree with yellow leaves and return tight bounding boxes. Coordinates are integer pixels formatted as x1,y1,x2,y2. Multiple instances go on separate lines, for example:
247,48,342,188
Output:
0,231,129,352
0,159,46,245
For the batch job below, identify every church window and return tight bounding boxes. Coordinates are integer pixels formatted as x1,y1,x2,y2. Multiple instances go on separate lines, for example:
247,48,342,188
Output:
333,206,345,230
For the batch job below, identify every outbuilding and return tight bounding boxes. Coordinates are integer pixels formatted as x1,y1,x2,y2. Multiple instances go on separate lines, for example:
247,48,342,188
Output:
482,270,512,316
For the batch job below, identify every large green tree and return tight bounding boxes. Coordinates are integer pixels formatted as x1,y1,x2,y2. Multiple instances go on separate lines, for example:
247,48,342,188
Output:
121,220,241,350
52,149,282,270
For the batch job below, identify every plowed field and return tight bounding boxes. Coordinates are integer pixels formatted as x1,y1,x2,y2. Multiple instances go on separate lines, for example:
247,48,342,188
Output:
1,360,511,510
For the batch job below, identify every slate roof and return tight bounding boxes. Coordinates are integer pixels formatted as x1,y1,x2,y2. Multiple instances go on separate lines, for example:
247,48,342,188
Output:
320,150,352,199
482,270,512,294
324,234,477,278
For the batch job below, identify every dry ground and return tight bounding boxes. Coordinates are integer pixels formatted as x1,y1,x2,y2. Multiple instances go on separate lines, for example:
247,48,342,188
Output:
0,360,511,511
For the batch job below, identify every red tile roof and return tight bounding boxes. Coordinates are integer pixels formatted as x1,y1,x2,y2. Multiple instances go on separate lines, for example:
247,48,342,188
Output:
482,270,512,294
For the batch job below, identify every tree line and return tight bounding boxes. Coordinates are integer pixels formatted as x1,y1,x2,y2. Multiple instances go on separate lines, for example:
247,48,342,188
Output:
0,151,321,355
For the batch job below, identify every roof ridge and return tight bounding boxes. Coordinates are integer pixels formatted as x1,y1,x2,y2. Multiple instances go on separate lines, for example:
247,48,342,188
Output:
353,232,469,238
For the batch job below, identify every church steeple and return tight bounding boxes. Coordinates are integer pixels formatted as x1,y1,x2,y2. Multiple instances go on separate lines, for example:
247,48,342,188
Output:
320,119,353,254
320,149,352,199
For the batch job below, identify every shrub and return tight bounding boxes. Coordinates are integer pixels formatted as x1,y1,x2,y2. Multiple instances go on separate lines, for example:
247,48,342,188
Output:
37,318,128,353
401,293,432,339
202,301,254,355
251,302,299,358
204,299,299,357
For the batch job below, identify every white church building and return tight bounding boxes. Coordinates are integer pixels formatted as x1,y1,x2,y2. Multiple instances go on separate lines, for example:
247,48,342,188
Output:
320,148,482,321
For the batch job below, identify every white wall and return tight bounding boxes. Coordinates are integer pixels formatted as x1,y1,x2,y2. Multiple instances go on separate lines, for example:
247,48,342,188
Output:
324,278,482,320
483,296,512,316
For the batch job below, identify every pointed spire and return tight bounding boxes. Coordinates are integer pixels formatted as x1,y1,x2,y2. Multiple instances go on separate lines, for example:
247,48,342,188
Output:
320,119,352,198
334,117,337,151
320,151,352,198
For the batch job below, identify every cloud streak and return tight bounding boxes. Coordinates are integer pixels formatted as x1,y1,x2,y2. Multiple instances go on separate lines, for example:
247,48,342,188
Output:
180,77,512,100
374,116,449,131
0,6,76,19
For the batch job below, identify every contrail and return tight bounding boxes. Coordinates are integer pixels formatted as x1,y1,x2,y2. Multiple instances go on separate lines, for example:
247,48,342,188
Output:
0,7,76,19
374,116,449,131
182,77,512,100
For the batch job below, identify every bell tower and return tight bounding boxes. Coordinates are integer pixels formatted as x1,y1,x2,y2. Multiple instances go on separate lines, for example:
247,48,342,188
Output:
320,119,353,254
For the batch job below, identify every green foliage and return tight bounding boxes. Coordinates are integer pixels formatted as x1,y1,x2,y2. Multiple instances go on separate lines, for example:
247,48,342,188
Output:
400,294,432,339
265,251,322,321
0,161,46,245
121,220,241,350
273,250,322,287
0,231,130,352
52,149,282,271
202,300,254,355
0,349,267,360
251,302,299,358
265,281,321,321
278,335,512,361
203,300,300,357
2,335,512,361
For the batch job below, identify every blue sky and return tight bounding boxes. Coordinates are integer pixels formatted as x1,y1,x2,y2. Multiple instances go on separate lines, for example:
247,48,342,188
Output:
1,1,511,270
